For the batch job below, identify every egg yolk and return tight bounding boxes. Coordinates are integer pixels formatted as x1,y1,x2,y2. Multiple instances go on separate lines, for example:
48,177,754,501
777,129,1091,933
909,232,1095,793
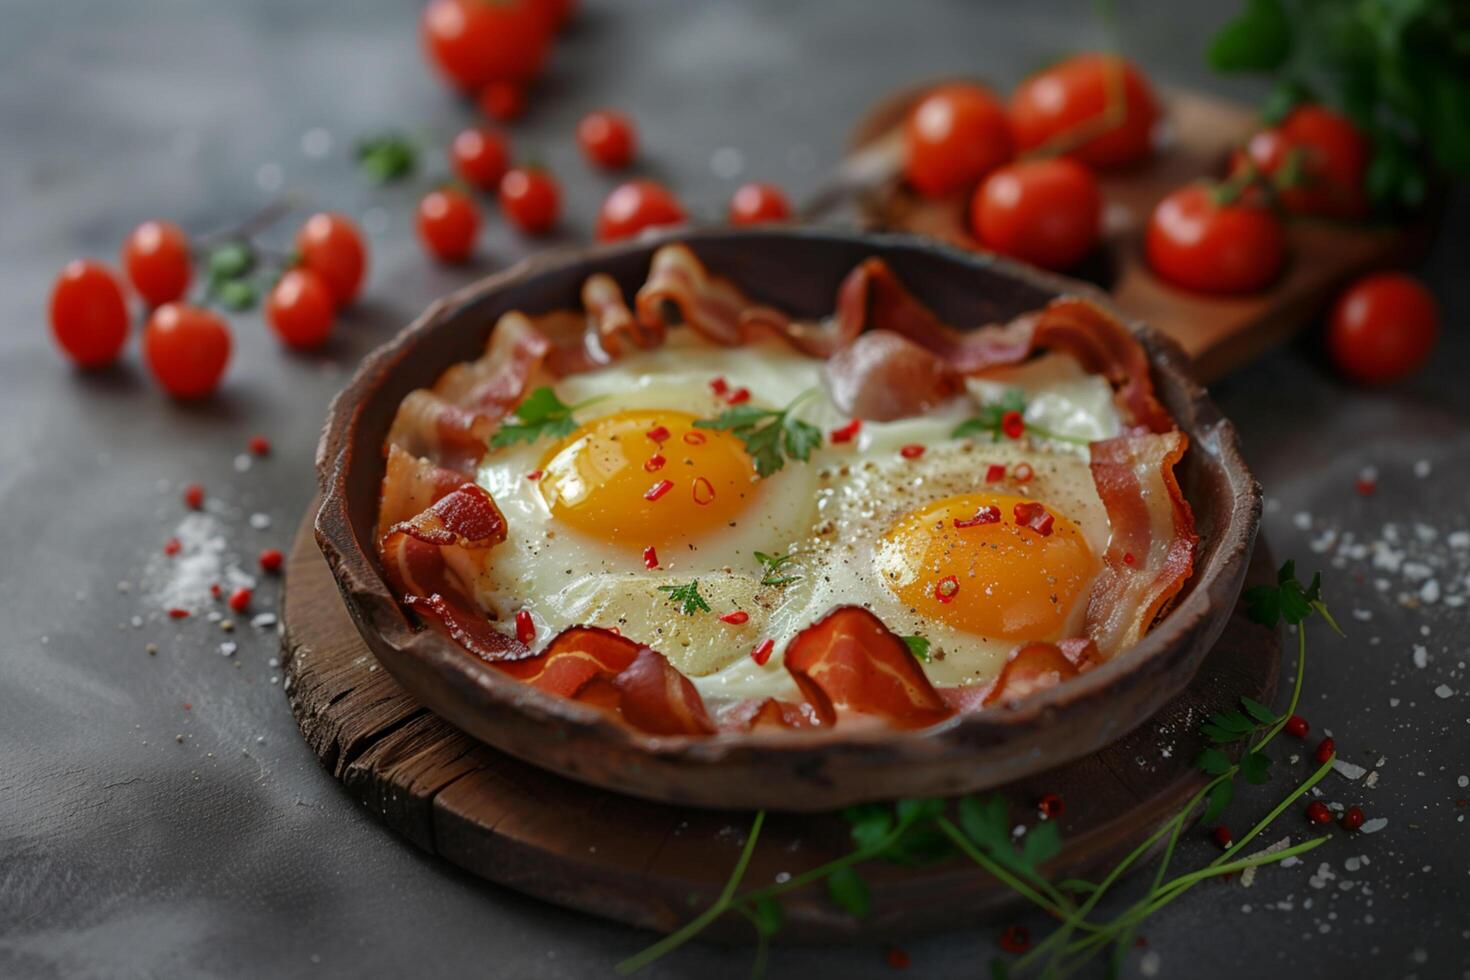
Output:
537,409,758,552
876,492,1097,640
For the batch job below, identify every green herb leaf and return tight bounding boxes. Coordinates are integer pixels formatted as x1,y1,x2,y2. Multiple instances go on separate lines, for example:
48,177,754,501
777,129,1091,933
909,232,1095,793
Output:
1020,820,1061,869
1195,747,1232,775
1200,778,1234,825
749,895,783,937
695,391,820,478
657,581,711,616
901,635,931,662
1201,724,1239,744
1207,0,1292,72
754,550,801,587
1209,710,1254,735
1240,696,1277,725
355,132,418,184
1244,560,1325,628
1241,751,1272,785
489,387,598,449
957,794,1011,854
825,866,869,918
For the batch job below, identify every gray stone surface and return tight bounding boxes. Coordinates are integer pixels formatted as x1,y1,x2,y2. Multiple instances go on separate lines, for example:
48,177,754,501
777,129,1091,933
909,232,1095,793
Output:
1,2,1466,978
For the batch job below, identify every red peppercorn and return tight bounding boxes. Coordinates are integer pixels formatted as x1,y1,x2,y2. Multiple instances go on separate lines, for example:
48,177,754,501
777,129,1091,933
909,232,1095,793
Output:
830,419,862,444
183,483,204,510
248,435,271,456
167,607,190,619
900,443,926,459
227,587,252,613
1305,801,1332,825
1341,806,1365,831
751,638,775,666
999,925,1031,954
884,945,911,970
258,548,284,574
985,463,1006,482
644,479,673,501
1284,714,1309,738
163,537,182,556
1212,825,1233,849
1001,410,1025,439
1354,476,1376,496
719,610,749,625
642,546,659,569
515,609,535,644
1314,737,1336,765
1037,793,1064,819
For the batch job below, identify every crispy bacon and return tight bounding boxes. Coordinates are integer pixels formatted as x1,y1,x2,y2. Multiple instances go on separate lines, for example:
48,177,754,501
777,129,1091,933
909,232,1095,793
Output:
715,696,832,731
386,482,508,549
385,391,496,475
783,606,951,729
432,311,555,417
1085,432,1197,656
939,638,1100,713
377,445,474,540
497,625,641,695
823,330,965,421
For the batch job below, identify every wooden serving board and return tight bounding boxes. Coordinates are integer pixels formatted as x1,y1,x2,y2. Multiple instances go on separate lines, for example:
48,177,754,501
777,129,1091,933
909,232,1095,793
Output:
281,506,1281,943
843,83,1431,380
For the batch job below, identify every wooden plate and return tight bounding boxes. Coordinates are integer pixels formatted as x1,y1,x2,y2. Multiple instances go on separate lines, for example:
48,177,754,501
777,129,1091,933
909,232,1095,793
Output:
286,506,1281,942
313,227,1260,812
843,81,1432,380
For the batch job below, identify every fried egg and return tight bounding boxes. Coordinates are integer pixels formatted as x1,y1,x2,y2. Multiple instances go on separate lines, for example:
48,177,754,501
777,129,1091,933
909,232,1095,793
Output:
474,329,1122,701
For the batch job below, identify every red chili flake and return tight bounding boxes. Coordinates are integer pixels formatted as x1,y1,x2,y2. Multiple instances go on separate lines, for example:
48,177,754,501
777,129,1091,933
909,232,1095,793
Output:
259,548,284,574
999,925,1031,954
1284,714,1309,738
167,607,190,619
643,454,666,472
725,387,752,405
884,945,910,970
247,435,271,456
934,575,960,603
709,376,729,397
1014,501,1054,535
525,469,544,481
719,610,749,625
644,479,674,501
515,609,535,644
1313,737,1336,764
1355,476,1377,496
900,443,926,460
1001,410,1025,440
227,587,252,614
682,431,706,445
751,638,774,666
646,425,671,444
1341,806,1365,831
1212,825,1233,849
182,483,205,510
1123,552,1136,565
692,476,716,505
643,546,659,569
830,419,862,444
210,582,223,599
1037,793,1064,819
1012,462,1034,483
163,537,182,556
1304,801,1332,825
954,506,1001,528
985,463,1006,482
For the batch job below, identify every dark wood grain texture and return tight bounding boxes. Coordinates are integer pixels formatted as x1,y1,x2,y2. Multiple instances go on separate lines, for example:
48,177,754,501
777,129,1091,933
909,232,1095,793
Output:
284,507,1281,943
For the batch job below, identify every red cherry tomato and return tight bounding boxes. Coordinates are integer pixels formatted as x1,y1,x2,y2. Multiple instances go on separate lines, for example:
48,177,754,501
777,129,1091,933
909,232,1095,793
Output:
421,0,550,91
970,158,1101,271
451,127,510,189
596,180,686,242
534,0,576,30
728,183,792,225
498,167,561,236
903,83,1014,198
1009,54,1158,169
266,268,336,350
577,110,637,170
477,80,527,122
1241,105,1370,218
49,260,130,368
143,304,231,399
122,220,192,307
1327,273,1438,385
294,213,367,307
416,188,480,262
1146,184,1286,294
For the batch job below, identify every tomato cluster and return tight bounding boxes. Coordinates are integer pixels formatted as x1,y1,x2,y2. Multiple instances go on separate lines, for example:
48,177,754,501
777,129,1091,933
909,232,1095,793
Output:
48,211,369,396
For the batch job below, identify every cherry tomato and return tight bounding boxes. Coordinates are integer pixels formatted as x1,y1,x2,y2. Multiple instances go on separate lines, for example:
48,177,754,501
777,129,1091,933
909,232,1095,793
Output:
49,260,130,368
266,268,336,350
903,83,1014,198
970,158,1101,271
1327,273,1438,385
451,127,510,190
478,80,527,122
728,183,792,225
294,213,367,307
534,0,576,30
143,304,231,399
577,110,636,170
596,180,686,242
1009,54,1158,168
498,167,560,235
122,220,192,307
1146,184,1286,294
416,188,480,262
1240,105,1370,218
422,0,550,91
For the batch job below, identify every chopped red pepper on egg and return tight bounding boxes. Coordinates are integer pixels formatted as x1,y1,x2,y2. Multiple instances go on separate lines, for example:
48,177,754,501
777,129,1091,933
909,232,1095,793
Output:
985,463,1006,482
954,506,1001,528
515,609,535,644
900,443,926,459
1014,501,1054,535
719,610,749,625
1001,410,1025,439
643,454,666,472
644,479,674,501
643,546,659,569
935,575,959,602
830,419,862,444
751,638,774,665
646,425,670,443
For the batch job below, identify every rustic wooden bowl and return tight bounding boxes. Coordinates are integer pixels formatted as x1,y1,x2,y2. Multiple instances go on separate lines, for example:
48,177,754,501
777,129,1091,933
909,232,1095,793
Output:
315,227,1260,812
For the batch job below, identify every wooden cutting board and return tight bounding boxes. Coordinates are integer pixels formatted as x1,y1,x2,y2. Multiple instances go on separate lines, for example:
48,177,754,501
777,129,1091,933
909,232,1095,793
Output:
840,83,1432,380
281,505,1280,943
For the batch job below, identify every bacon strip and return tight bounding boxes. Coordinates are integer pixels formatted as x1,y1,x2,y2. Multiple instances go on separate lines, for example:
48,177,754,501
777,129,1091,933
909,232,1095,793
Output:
385,391,496,476
377,445,475,541
824,330,965,421
1085,431,1197,656
714,696,831,731
783,607,951,729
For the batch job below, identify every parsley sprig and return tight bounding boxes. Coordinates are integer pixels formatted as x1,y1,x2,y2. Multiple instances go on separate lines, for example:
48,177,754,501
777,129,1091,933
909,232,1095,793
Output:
617,561,1345,978
952,388,1091,446
489,387,605,450
754,550,802,587
900,635,931,662
656,580,710,616
694,390,823,478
